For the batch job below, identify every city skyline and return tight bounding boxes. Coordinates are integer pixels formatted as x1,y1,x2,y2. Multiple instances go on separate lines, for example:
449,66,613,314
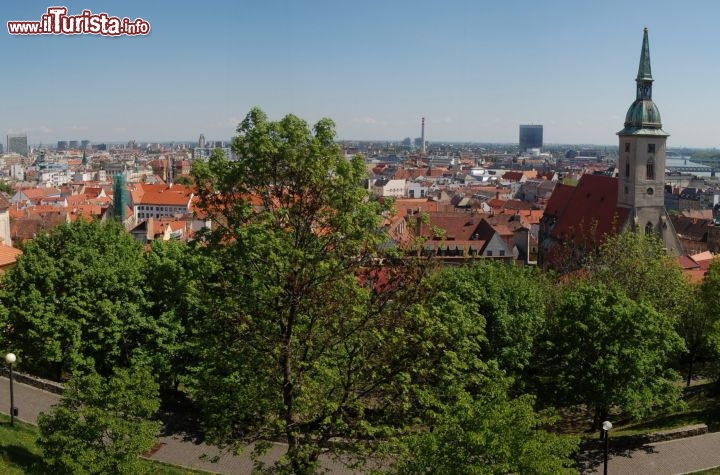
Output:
4,1,720,147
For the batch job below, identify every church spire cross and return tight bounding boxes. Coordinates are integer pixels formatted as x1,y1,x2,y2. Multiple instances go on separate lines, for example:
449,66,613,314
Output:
636,28,653,100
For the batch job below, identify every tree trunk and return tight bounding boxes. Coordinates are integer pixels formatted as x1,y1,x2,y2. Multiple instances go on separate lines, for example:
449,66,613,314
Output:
686,353,696,388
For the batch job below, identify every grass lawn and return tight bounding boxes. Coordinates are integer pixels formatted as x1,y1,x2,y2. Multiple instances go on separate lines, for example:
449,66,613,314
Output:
0,414,210,474
558,381,720,441
611,382,720,438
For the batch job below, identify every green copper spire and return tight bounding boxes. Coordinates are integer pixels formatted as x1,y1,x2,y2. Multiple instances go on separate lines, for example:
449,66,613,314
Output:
618,28,667,136
636,28,653,100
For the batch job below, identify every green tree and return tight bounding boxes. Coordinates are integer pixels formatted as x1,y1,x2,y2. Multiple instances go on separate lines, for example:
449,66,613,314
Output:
37,365,161,475
189,108,457,473
393,383,578,475
680,259,720,385
583,230,690,319
172,175,193,186
0,219,149,380
434,262,548,377
140,239,217,398
547,282,684,430
0,180,14,195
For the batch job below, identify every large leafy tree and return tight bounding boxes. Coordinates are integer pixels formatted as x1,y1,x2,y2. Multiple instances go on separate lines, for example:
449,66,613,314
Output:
433,262,549,377
582,230,690,318
679,259,720,385
546,282,684,430
189,108,460,473
392,381,578,475
0,219,150,380
37,364,161,474
140,239,217,397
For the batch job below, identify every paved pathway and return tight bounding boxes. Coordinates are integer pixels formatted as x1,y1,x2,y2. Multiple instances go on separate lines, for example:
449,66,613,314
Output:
4,375,720,474
0,376,365,474
580,432,720,474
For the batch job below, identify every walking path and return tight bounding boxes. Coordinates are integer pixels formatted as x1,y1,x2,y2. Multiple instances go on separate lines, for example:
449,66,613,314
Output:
3,375,720,474
580,431,720,474
0,376,363,474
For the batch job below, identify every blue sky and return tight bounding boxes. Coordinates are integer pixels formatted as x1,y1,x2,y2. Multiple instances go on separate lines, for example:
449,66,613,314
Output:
2,1,720,147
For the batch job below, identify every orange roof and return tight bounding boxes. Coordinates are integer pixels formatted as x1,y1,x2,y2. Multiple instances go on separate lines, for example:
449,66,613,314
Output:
20,187,62,203
136,189,192,206
415,213,483,241
391,198,440,215
0,244,21,267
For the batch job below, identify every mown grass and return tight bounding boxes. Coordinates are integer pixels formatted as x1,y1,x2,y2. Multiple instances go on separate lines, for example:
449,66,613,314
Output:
611,382,720,438
0,414,210,474
558,381,720,440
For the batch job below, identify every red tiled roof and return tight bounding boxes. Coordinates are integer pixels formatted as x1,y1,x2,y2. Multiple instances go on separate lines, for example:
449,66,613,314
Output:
544,183,575,218
678,255,701,270
391,198,441,215
549,174,628,247
502,171,524,181
415,213,482,241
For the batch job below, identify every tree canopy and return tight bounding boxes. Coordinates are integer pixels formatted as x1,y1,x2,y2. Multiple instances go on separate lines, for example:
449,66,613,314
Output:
393,382,578,475
546,282,684,429
0,219,150,380
189,107,441,473
37,364,161,475
432,262,549,377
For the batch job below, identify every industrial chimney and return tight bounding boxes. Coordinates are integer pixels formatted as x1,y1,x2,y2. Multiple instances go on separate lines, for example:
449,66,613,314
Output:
420,117,426,156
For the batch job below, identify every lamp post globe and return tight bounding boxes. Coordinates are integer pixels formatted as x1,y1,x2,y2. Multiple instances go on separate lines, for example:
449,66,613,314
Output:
602,420,612,475
4,353,15,365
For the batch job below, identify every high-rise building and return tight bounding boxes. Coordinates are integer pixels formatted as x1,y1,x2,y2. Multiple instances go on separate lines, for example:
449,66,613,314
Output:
519,125,543,152
81,139,91,150
57,141,68,151
198,133,206,149
7,133,28,156
69,140,79,149
616,28,681,254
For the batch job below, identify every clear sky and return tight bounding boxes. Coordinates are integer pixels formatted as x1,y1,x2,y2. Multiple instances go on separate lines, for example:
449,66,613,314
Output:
2,1,720,147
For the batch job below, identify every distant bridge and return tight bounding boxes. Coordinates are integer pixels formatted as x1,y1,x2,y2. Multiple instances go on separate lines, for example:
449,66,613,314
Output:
667,166,716,174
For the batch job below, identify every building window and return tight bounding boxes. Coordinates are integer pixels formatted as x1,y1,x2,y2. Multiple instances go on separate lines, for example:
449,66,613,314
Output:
645,222,654,235
487,250,493,257
625,160,630,177
647,143,655,153
646,157,655,180
624,142,630,152
499,250,505,256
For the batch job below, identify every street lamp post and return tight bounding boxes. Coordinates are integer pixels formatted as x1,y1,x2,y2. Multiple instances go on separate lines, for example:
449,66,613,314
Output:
602,420,612,475
4,353,16,426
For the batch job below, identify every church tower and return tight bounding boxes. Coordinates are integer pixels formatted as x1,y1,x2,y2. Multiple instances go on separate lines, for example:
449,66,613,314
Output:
617,28,682,254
